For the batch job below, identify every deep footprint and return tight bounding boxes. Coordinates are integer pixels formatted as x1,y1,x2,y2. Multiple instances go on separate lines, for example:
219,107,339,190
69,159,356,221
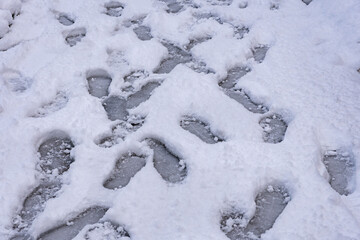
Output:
104,1,124,17
218,66,251,89
58,14,74,26
302,0,312,5
225,89,268,114
259,114,287,143
102,96,128,121
222,185,290,240
84,221,130,240
104,153,146,189
86,69,112,98
234,26,249,39
38,207,109,240
38,134,74,175
180,116,223,144
160,0,183,13
126,82,161,109
323,150,356,195
154,42,192,74
133,25,152,41
147,139,187,183
65,28,86,47
252,45,269,63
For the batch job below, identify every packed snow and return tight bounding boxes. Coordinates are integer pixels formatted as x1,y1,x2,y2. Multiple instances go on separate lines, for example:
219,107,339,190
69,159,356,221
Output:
1,0,360,239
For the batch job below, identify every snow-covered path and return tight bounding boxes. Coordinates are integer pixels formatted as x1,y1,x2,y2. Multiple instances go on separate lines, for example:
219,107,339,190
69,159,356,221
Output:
1,0,360,239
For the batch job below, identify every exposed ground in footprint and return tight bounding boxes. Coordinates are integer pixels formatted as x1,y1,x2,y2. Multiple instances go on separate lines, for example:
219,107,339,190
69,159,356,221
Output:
38,134,74,175
133,25,152,41
218,66,251,89
221,185,290,240
1,68,33,93
58,14,74,26
126,82,161,109
65,28,86,47
233,25,249,39
102,96,128,121
103,153,146,189
225,89,268,114
146,138,187,183
86,69,112,98
323,150,356,196
159,0,184,14
154,42,192,74
84,221,130,240
104,1,124,17
180,116,223,144
31,92,68,118
38,207,109,240
252,45,269,63
259,114,287,143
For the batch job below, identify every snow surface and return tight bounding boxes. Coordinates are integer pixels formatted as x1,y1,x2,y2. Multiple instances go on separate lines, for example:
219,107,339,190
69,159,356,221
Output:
1,0,360,239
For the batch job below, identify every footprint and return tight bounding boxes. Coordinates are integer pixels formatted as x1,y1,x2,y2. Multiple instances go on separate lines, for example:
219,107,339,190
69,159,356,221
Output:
86,69,112,98
84,221,130,240
185,36,212,50
65,28,86,47
252,45,269,63
207,0,233,6
103,153,146,189
259,114,287,143
218,66,251,89
58,14,74,26
221,185,290,240
104,1,124,17
159,0,183,14
30,92,68,118
126,81,161,109
1,68,33,93
302,0,312,5
238,1,248,8
133,25,152,41
225,89,268,114
154,42,192,74
102,96,128,121
233,26,249,39
180,116,224,144
37,207,109,240
146,139,187,183
323,150,356,196
38,134,74,175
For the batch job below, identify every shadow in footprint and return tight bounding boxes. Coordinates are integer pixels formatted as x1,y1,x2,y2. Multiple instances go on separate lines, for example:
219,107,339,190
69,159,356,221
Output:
154,42,192,74
58,14,74,26
259,114,287,143
147,139,187,183
126,82,161,109
252,45,269,63
104,1,124,17
218,66,251,89
38,207,109,240
234,26,249,39
104,153,146,189
221,185,290,240
86,69,112,98
302,0,312,5
65,28,86,47
84,221,130,239
207,0,233,6
133,25,152,41
180,116,223,144
225,89,268,114
31,92,68,118
323,150,356,196
102,96,128,121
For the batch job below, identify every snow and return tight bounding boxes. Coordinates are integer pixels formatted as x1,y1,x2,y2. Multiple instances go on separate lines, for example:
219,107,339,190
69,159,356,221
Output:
1,0,360,239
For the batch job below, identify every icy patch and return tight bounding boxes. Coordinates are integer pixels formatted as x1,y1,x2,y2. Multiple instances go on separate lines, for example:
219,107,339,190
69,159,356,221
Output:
30,92,68,118
323,150,356,196
222,185,290,239
65,28,86,47
1,68,33,92
259,114,287,143
104,153,146,189
126,81,161,109
133,25,152,41
58,14,75,26
104,1,124,17
154,42,192,74
218,66,251,89
147,139,187,183
84,221,130,240
86,69,112,98
102,96,128,121
252,45,269,63
38,207,109,240
38,134,74,175
225,89,268,114
180,116,224,144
